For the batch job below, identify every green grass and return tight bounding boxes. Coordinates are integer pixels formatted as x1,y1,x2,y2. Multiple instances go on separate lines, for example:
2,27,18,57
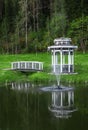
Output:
61,52,88,84
0,52,88,85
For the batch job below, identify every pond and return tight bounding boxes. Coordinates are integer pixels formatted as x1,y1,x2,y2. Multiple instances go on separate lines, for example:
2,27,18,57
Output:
0,82,88,130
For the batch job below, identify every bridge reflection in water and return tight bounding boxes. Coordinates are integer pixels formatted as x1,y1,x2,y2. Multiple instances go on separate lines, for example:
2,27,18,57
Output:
48,88,77,119
11,82,31,91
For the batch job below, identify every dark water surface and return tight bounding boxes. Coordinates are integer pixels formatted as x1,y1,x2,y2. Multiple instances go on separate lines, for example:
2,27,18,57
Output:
0,83,88,130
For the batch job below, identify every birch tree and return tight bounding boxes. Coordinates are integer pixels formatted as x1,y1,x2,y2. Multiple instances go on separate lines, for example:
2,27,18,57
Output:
18,0,29,49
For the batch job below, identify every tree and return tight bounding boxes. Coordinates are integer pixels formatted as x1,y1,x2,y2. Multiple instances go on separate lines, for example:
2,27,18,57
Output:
67,16,88,53
18,0,28,49
0,0,4,20
0,0,88,53
46,0,67,40
65,0,88,22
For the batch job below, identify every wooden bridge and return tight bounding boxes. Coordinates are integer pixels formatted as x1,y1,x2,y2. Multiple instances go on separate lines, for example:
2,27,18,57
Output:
11,61,43,72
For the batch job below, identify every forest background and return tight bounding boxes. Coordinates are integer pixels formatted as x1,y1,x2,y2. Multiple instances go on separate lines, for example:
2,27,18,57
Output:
0,0,88,54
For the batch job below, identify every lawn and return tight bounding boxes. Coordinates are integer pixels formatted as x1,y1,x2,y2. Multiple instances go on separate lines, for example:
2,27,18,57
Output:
0,52,88,85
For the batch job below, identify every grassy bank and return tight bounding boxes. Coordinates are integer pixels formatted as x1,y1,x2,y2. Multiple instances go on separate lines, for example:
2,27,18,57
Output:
0,52,88,85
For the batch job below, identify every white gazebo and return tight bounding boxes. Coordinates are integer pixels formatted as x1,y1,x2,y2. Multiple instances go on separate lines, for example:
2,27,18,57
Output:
48,37,78,74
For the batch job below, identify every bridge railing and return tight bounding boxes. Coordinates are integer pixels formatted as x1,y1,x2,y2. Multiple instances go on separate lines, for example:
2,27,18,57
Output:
11,61,43,71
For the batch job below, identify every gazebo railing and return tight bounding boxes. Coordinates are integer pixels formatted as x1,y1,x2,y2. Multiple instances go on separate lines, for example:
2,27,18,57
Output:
52,64,74,73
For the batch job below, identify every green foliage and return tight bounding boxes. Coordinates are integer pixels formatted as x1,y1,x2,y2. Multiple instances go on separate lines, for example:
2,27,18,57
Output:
49,12,67,38
27,30,45,52
65,0,88,22
67,16,88,53
0,0,88,53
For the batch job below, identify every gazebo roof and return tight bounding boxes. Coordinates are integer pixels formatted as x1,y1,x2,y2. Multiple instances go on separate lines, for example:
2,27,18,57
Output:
48,45,77,50
48,37,78,50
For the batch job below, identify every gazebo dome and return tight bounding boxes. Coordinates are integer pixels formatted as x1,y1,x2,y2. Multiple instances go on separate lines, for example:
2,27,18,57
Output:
54,37,72,46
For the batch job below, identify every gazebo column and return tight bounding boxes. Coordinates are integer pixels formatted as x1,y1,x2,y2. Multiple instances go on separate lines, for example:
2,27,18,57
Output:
51,50,55,72
55,52,58,65
60,50,63,73
71,51,74,72
52,51,54,65
62,52,65,65
62,52,65,73
68,50,71,73
53,50,56,73
70,51,74,73
52,50,58,73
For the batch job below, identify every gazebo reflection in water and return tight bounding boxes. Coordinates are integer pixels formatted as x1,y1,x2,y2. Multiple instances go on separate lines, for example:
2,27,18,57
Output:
48,88,77,118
